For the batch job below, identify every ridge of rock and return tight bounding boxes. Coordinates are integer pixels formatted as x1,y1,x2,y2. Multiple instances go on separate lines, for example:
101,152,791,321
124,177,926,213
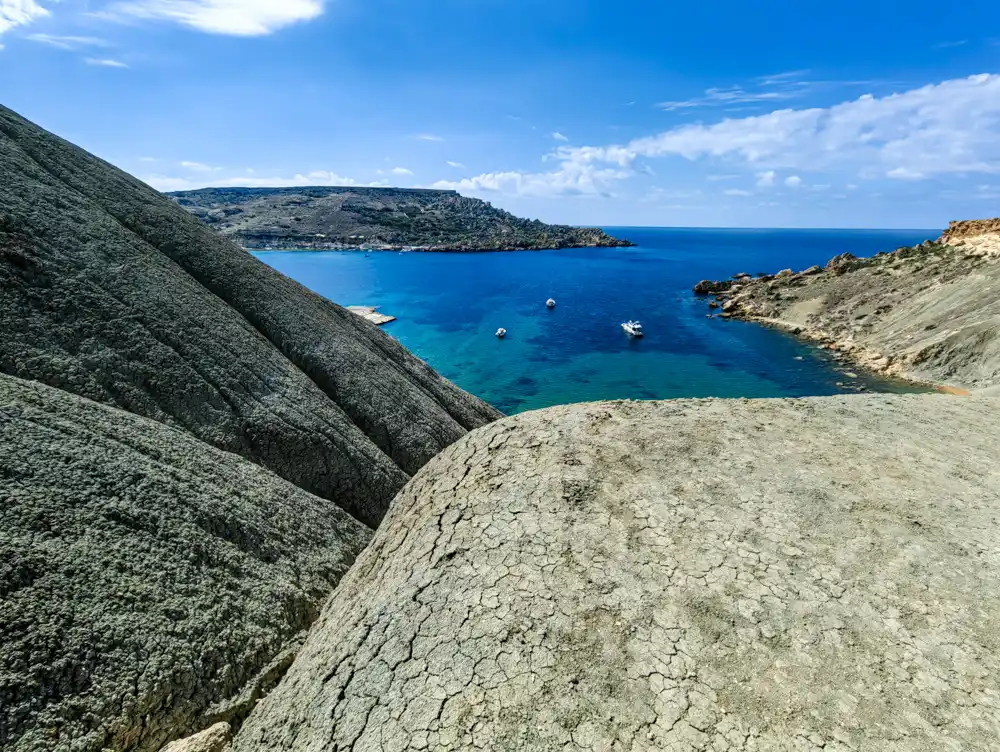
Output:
0,104,502,526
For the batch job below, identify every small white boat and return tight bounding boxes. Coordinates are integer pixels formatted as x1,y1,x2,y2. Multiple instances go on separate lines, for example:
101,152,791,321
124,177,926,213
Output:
496,328,507,339
546,298,556,309
622,320,643,337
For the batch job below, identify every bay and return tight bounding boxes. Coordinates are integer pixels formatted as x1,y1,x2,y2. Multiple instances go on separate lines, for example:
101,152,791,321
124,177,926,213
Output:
254,227,936,413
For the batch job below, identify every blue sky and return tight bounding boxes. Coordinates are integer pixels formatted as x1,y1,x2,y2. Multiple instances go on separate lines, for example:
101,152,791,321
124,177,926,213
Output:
2,0,999,228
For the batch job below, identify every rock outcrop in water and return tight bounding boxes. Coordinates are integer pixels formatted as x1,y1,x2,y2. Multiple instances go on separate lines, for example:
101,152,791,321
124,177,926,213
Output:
0,104,501,527
233,395,1000,751
695,224,1000,390
168,186,633,252
0,373,371,752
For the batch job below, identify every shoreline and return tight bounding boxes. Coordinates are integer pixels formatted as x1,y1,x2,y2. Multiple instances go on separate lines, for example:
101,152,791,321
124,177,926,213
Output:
732,314,969,395
695,233,1000,397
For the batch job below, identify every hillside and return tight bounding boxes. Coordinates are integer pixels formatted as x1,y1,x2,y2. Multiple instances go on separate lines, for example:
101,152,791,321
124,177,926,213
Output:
0,104,501,528
168,186,633,251
234,395,1000,751
693,222,1000,390
0,103,499,751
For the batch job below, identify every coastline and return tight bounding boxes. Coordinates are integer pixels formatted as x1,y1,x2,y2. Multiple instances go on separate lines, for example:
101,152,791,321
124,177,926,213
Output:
695,231,1000,396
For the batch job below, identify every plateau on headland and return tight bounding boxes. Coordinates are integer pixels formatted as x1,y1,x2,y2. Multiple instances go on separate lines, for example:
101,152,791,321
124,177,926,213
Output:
695,219,1000,391
168,186,634,251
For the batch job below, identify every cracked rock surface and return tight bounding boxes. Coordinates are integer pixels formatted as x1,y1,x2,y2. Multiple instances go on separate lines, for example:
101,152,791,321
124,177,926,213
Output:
235,395,1000,751
0,373,372,752
0,105,501,527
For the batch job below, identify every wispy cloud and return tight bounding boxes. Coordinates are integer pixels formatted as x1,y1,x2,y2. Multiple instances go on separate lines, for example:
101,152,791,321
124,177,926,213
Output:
85,57,128,67
413,133,444,142
446,160,465,169
27,33,110,49
933,40,967,49
180,160,215,171
105,0,325,36
552,131,569,142
0,0,49,35
723,188,753,196
390,167,413,176
658,85,795,111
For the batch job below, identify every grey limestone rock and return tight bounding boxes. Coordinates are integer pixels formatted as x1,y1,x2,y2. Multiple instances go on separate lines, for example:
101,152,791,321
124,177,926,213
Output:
0,373,372,752
234,395,1000,751
0,104,501,527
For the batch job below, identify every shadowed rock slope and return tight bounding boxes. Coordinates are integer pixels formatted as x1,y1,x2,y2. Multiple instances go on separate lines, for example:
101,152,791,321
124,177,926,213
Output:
0,373,372,752
0,104,501,526
234,395,1000,751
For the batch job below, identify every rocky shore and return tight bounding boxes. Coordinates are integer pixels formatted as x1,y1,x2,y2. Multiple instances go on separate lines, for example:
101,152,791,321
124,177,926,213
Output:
694,224,1000,392
169,187,633,252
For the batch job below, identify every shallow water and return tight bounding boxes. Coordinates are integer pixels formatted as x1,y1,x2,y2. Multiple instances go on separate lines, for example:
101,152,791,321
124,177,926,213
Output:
254,227,936,413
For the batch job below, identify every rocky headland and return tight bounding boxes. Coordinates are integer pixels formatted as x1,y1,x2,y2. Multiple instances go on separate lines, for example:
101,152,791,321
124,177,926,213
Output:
694,222,1000,391
169,187,633,252
3,101,1000,752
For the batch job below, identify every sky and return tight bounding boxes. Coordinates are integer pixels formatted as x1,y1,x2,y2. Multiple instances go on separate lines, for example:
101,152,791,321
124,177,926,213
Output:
1,0,999,228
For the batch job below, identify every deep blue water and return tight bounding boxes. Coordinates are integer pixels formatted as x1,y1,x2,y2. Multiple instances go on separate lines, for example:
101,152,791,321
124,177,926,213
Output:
254,227,937,414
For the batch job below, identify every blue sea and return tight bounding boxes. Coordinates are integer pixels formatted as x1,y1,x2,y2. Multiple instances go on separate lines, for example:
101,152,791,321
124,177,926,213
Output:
254,227,937,414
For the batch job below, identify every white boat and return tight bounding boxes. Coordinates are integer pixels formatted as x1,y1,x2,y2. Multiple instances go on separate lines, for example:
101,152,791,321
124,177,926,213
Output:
546,298,556,308
622,320,643,337
496,328,507,339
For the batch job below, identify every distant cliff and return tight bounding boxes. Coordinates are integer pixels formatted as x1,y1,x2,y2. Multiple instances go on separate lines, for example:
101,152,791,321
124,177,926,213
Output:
168,186,633,251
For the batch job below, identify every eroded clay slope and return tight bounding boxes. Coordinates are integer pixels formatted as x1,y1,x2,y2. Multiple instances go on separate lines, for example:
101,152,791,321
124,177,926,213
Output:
0,373,372,752
0,104,501,525
235,396,1000,751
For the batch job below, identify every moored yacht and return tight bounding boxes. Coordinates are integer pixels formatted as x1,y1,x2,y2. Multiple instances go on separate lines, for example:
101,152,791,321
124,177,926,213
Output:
622,320,643,337
496,328,507,339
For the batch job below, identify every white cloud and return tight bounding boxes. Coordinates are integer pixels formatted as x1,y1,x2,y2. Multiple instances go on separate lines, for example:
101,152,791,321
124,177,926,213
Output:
562,74,1000,181
139,156,158,162
143,169,360,192
446,160,465,169
429,158,630,199
85,58,128,67
756,170,775,187
886,167,924,180
933,40,967,49
784,175,802,187
1,0,50,35
552,131,569,142
27,33,110,49
180,160,215,171
413,134,444,142
391,167,414,176
706,174,739,181
106,0,324,36
723,188,753,196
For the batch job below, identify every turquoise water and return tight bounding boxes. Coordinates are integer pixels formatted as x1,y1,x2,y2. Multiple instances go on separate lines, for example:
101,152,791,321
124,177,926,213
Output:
254,227,936,414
